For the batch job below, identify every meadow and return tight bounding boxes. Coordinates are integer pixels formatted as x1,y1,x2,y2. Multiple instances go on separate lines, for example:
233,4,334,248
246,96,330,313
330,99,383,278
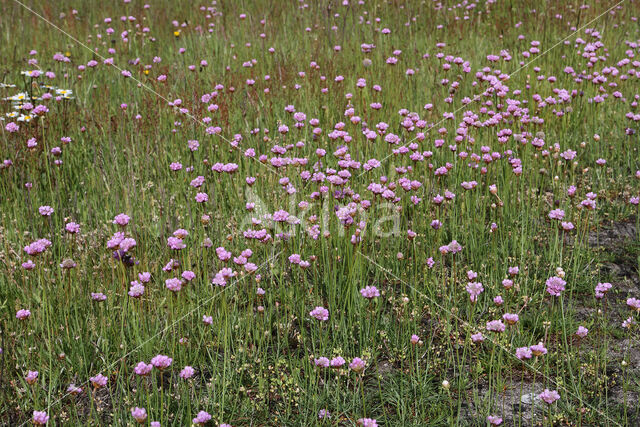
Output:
1,0,640,425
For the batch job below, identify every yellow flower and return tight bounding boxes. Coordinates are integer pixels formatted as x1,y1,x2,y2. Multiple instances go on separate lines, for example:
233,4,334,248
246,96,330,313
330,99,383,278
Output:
144,70,150,75
65,51,71,57
173,30,180,37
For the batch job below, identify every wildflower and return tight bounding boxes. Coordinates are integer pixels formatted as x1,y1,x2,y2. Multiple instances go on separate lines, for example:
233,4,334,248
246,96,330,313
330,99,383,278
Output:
131,407,147,423
91,292,107,301
545,276,566,296
538,389,560,404
487,415,503,425
179,366,195,379
530,342,548,356
16,309,31,319
90,373,108,388
627,297,640,311
318,409,331,419
32,411,49,425
357,418,378,427
192,411,212,425
576,326,588,338
134,362,153,376
516,347,532,360
471,332,484,343
548,209,565,220
150,354,173,370
330,356,345,368
25,370,39,384
410,334,420,345
128,282,145,298
113,213,130,226
165,278,182,292
466,282,484,302
66,384,83,395
349,357,366,372
503,313,519,325
595,282,612,299
486,320,506,333
315,357,330,368
360,285,380,299
38,205,54,216
309,306,329,321
65,222,80,233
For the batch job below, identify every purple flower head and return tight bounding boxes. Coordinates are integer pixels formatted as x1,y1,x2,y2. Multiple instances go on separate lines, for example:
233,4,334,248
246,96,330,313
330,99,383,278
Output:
310,306,329,321
150,354,173,370
131,407,147,423
545,276,566,296
538,389,560,404
360,285,380,299
349,357,366,372
192,411,212,425
32,411,49,425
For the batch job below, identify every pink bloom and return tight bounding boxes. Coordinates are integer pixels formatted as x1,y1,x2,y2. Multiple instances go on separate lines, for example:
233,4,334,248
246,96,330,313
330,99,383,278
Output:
179,366,195,379
131,407,147,423
576,326,588,338
360,285,380,299
90,373,108,388
113,213,130,226
538,389,560,404
530,342,548,356
310,306,329,321
150,354,173,369
545,276,566,296
349,357,366,372
192,411,212,425
16,309,31,319
486,320,506,333
32,411,49,425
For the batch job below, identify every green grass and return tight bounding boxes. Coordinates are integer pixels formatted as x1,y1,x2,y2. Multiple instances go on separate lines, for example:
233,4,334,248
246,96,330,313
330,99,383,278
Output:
1,0,639,425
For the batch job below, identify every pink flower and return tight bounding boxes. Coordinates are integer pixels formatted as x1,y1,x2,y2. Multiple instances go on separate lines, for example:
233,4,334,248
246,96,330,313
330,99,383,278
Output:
150,354,173,370
516,347,532,360
627,297,640,311
545,276,566,296
113,213,130,226
471,332,484,343
349,357,366,372
90,373,108,388
548,209,565,220
530,342,547,356
16,309,31,319
360,285,380,299
487,415,503,425
309,306,329,321
38,205,54,216
538,389,560,404
134,362,153,376
486,320,506,333
131,407,147,423
576,326,588,338
192,411,212,425
32,411,49,425
179,366,195,379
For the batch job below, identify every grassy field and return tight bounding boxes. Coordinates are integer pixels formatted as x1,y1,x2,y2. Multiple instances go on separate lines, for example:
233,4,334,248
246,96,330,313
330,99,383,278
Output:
1,0,640,425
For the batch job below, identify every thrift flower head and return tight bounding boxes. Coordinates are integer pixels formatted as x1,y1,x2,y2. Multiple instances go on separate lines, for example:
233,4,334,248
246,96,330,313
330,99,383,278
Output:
538,389,560,404
192,411,212,425
131,407,147,423
32,411,49,425
310,306,329,321
545,276,566,296
360,285,380,299
150,354,173,369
